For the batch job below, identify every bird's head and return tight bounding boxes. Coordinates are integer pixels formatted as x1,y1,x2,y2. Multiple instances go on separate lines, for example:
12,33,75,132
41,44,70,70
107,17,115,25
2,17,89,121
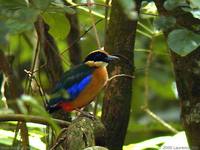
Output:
84,50,119,67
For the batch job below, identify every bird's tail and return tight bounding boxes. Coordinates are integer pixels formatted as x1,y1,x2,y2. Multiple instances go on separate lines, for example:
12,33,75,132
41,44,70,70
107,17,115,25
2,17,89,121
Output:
46,97,64,113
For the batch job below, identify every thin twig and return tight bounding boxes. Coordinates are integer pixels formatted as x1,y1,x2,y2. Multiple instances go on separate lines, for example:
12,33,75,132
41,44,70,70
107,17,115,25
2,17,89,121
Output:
50,128,68,150
142,107,178,134
67,2,110,8
26,37,40,94
25,63,47,75
87,0,101,48
12,122,20,147
50,135,67,150
0,114,70,127
140,12,158,17
60,18,103,55
0,50,22,99
107,74,135,82
0,74,8,108
65,0,105,18
24,69,48,106
138,22,154,35
144,48,153,107
135,48,169,56
46,39,70,66
136,29,152,39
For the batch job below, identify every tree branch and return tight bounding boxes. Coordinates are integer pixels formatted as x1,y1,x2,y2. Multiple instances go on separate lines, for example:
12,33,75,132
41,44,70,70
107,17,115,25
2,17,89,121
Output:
0,114,70,127
0,50,22,100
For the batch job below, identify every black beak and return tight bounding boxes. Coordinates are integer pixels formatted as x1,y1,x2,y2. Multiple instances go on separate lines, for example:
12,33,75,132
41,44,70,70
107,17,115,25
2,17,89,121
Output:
106,55,120,62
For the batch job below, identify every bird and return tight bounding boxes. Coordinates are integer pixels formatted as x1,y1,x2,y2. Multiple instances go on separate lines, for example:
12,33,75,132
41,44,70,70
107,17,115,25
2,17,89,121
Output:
46,50,119,113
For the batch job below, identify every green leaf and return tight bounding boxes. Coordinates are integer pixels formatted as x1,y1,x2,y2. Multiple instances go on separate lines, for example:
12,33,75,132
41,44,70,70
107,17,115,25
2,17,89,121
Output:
182,7,200,19
123,136,171,150
6,8,39,34
0,0,27,18
32,0,50,10
154,16,176,30
190,0,200,9
190,9,200,19
47,2,75,14
164,0,188,11
118,0,137,20
0,0,27,8
0,0,40,34
18,95,60,134
167,29,200,56
0,128,46,149
42,12,70,39
0,21,9,48
161,132,189,149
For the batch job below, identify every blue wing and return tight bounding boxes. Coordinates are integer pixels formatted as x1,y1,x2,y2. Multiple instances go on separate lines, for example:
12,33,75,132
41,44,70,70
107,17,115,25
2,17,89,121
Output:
67,74,92,99
47,64,94,112
52,63,94,93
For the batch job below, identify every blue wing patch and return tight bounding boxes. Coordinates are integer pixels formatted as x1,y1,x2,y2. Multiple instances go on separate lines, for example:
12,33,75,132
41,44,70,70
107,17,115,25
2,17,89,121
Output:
47,71,93,113
67,74,92,99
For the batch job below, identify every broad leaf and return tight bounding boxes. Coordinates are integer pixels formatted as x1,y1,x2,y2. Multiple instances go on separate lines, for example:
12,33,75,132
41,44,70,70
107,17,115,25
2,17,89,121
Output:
42,12,70,39
6,8,39,34
123,136,171,150
190,9,200,19
190,0,200,9
48,1,75,14
0,0,39,34
167,29,200,56
32,0,50,10
154,16,176,30
118,0,137,20
164,0,188,11
182,7,200,19
161,132,189,149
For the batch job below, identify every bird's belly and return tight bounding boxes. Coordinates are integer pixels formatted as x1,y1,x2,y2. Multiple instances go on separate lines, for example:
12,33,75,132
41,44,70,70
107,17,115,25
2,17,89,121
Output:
70,67,108,109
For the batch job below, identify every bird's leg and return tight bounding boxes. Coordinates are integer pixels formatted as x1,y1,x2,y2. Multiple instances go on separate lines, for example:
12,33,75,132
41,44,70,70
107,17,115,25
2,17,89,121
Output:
75,108,96,120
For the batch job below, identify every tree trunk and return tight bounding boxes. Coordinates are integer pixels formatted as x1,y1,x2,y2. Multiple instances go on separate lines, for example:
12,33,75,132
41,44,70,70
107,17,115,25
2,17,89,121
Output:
154,0,200,149
101,1,141,150
66,11,82,66
43,23,64,87
65,0,82,66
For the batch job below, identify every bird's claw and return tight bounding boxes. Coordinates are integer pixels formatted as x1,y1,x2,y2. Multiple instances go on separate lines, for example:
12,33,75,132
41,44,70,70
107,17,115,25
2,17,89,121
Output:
75,108,96,120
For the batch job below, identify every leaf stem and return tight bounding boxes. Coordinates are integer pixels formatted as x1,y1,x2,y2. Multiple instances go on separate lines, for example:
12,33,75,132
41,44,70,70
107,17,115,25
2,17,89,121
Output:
136,29,152,39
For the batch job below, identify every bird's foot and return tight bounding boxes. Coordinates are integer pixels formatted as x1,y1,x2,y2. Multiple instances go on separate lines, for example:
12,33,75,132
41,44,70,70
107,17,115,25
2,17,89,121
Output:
75,108,96,120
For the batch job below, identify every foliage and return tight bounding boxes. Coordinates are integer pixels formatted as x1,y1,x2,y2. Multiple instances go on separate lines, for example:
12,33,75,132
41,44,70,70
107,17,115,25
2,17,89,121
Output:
0,0,74,47
168,29,200,56
0,123,46,150
161,0,200,56
42,12,70,40
124,131,188,150
118,0,137,20
154,16,176,31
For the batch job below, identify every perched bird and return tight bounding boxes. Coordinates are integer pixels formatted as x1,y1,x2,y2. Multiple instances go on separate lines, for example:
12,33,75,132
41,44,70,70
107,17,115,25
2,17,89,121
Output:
47,50,119,113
